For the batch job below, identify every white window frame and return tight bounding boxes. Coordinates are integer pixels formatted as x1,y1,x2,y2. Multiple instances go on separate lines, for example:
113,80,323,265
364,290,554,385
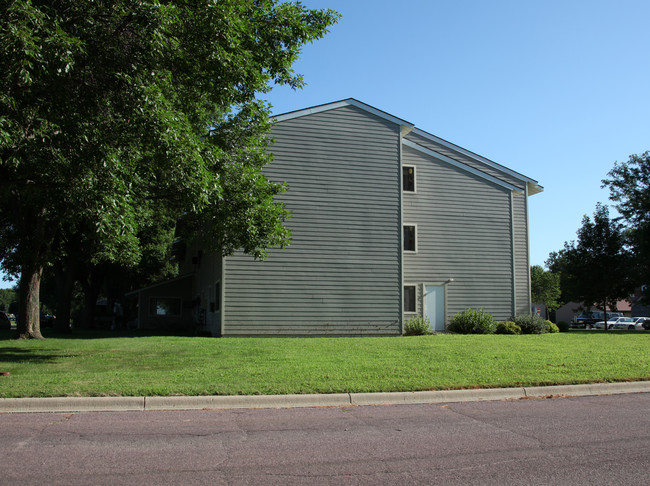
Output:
403,284,417,313
403,223,417,253
402,165,416,193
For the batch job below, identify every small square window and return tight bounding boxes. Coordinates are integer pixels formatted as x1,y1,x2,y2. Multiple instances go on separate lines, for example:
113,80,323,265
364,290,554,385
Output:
403,166,415,192
403,225,416,252
404,286,416,313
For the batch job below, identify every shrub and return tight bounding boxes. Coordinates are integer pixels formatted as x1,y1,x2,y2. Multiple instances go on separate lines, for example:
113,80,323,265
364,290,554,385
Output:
556,321,570,332
495,321,522,334
404,316,431,336
449,308,496,334
545,321,560,333
511,314,547,334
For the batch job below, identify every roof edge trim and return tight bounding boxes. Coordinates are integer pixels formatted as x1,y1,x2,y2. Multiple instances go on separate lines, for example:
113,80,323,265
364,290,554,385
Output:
403,139,523,194
273,98,415,129
125,273,194,297
410,127,538,185
528,181,544,195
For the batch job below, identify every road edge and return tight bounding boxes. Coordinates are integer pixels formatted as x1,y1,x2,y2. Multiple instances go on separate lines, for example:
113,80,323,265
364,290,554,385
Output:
1,381,649,413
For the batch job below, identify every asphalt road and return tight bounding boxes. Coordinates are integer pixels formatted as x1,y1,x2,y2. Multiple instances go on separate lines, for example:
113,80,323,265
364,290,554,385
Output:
1,393,648,485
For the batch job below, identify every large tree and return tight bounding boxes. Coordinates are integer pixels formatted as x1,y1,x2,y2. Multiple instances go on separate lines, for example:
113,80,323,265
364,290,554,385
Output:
0,1,339,338
546,204,634,329
602,151,650,301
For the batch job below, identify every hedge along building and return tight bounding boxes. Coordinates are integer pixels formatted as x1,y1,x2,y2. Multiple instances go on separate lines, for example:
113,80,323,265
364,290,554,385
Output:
130,99,543,336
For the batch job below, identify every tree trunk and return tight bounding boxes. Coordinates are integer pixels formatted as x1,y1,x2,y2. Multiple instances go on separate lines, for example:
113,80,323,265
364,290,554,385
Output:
16,265,44,339
603,300,608,332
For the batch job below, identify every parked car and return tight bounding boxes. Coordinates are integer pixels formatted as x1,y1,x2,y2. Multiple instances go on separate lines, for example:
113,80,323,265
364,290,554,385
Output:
630,317,650,330
574,311,623,329
593,317,641,329
0,311,11,330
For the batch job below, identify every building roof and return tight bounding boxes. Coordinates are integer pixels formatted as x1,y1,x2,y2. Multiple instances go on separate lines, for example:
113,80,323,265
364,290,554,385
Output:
124,274,194,297
273,98,543,195
273,98,414,129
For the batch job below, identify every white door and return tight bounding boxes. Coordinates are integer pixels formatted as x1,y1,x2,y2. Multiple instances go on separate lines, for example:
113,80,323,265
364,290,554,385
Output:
424,285,445,332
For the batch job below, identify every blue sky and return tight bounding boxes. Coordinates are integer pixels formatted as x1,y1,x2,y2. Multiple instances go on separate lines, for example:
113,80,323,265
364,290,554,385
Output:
263,0,649,266
1,0,648,288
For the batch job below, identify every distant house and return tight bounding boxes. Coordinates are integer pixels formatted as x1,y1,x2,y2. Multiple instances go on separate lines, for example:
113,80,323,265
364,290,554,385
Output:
129,99,542,336
554,300,633,323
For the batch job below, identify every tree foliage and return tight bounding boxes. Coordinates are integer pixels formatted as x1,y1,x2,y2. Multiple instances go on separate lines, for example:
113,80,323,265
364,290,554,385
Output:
530,265,562,316
546,204,634,327
602,151,650,300
546,248,577,306
0,288,17,312
0,0,339,338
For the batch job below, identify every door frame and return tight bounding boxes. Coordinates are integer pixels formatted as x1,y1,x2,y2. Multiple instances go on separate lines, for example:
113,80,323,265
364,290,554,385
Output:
422,280,452,332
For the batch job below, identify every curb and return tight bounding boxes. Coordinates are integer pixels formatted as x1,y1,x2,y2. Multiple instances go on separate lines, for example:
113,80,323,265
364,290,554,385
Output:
0,396,145,413
1,381,648,414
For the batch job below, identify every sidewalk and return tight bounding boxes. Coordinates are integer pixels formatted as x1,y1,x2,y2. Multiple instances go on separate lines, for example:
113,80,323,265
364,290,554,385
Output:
1,381,648,413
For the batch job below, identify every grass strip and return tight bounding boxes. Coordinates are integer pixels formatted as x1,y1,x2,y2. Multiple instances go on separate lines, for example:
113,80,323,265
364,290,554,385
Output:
0,330,648,398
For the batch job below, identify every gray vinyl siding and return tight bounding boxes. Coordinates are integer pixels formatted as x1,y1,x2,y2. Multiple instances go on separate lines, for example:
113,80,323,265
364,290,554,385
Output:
223,105,402,335
194,251,222,334
175,242,223,334
405,131,534,318
405,132,528,190
402,146,515,322
513,189,531,315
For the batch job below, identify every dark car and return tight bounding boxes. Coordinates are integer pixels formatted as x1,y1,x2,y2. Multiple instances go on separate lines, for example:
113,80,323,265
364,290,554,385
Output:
573,311,623,329
0,311,11,330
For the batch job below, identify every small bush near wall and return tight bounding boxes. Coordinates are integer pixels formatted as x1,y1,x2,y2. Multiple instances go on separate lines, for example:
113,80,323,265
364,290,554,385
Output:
404,316,431,336
556,321,570,332
545,321,560,333
495,321,522,334
512,314,547,334
449,308,496,334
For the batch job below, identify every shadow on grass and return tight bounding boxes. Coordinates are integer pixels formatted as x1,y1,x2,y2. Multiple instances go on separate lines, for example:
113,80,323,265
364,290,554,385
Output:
567,329,649,334
41,328,201,340
0,347,64,363
0,328,200,340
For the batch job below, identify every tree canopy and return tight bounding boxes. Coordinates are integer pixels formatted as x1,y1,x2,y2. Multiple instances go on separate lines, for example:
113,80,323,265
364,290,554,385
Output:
546,204,634,325
0,0,339,338
0,288,17,313
602,151,650,301
530,265,562,319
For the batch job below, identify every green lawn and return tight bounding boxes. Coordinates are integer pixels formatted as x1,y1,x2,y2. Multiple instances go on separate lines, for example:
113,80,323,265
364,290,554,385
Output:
0,330,648,398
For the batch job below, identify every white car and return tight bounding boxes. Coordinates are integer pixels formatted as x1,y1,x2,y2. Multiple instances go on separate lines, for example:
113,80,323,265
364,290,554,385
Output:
629,317,650,330
593,317,644,330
